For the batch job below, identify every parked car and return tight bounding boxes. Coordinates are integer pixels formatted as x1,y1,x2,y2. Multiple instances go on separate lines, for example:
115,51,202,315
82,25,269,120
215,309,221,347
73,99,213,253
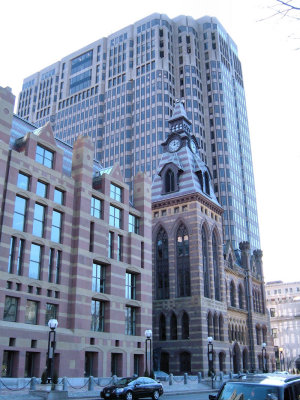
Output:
209,373,300,400
100,376,164,400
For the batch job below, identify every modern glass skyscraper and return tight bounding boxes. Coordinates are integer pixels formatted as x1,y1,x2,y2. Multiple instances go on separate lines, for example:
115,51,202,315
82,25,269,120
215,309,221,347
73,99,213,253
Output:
17,13,260,250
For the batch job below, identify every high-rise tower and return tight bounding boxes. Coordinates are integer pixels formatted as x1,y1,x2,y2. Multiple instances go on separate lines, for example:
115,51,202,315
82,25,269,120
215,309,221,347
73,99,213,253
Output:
17,13,260,250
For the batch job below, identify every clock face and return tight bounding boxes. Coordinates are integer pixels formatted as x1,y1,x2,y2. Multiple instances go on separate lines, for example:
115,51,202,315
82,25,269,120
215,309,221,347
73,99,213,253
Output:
168,138,181,152
190,140,197,153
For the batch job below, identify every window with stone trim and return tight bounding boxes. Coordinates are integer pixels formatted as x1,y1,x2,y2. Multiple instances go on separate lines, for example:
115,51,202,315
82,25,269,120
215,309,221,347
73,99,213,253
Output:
176,224,190,297
170,313,178,340
159,313,166,341
155,228,169,300
182,312,189,339
212,231,220,301
202,226,210,298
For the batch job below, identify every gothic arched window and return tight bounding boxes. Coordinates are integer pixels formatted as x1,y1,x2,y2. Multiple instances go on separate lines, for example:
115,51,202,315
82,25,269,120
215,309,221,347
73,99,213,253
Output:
165,169,175,193
159,313,166,341
170,312,178,340
204,171,210,196
182,312,189,339
155,228,169,300
230,281,236,307
196,171,204,192
176,224,190,297
202,227,210,298
207,311,213,337
212,231,220,301
238,284,244,309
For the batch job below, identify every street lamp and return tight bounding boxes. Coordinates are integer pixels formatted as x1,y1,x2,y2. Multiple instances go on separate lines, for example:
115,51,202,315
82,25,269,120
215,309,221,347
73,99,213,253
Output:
261,343,267,373
47,319,58,383
207,337,214,388
145,329,152,376
279,348,284,371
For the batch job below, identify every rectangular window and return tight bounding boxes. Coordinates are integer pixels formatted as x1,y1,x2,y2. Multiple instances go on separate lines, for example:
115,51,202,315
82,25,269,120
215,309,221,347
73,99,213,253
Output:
16,239,25,275
17,172,29,190
35,145,53,168
125,273,136,300
3,296,18,322
12,196,27,231
48,248,54,282
91,299,105,332
45,303,58,325
32,203,45,237
270,308,275,317
272,328,278,338
92,262,106,293
29,244,42,279
109,205,122,228
91,197,102,218
55,250,61,284
125,306,136,335
51,210,62,243
54,188,64,205
36,181,48,198
108,232,114,258
110,183,122,202
117,235,123,261
7,237,16,273
25,300,38,324
128,214,140,234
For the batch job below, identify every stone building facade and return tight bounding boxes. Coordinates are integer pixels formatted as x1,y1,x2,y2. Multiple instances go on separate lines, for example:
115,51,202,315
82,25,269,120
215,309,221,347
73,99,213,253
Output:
0,86,152,378
151,101,273,375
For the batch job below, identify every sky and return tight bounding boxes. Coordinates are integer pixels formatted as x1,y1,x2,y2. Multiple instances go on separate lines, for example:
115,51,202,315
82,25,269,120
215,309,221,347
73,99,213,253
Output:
1,0,300,284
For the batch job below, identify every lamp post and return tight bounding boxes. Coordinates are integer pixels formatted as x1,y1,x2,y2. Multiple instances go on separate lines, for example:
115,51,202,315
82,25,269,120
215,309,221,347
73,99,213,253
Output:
261,343,267,373
279,348,284,371
47,319,58,383
207,337,214,388
145,329,152,376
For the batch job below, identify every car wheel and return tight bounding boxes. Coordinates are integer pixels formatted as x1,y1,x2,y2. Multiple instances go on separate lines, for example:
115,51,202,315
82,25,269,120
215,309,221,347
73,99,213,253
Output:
125,391,133,400
152,390,159,400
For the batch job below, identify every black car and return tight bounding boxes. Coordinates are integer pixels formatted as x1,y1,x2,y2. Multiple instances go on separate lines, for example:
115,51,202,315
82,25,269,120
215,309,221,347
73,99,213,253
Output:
209,373,300,400
100,377,164,400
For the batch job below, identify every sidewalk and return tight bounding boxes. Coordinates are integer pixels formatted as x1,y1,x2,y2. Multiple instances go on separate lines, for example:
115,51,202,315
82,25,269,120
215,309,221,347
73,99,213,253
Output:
0,380,220,399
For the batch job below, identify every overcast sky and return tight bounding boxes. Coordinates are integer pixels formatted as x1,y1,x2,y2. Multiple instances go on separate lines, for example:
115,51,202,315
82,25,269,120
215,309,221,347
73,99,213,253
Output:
1,0,300,283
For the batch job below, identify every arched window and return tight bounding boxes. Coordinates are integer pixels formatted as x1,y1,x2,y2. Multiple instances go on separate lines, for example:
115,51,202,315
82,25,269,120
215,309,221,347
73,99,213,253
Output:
230,281,236,307
196,171,204,192
213,312,219,341
182,312,189,340
238,284,244,309
155,228,169,300
202,227,210,298
170,312,178,340
228,324,232,342
159,313,166,341
219,314,224,341
256,325,261,345
262,325,267,344
165,169,175,193
219,352,226,372
207,311,213,337
204,171,210,196
176,224,190,297
180,352,191,373
212,231,220,301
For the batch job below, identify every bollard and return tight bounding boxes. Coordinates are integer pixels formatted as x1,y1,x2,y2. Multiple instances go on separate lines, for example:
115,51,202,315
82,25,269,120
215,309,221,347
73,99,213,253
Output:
88,376,94,391
30,377,37,390
169,373,173,386
62,377,68,391
184,373,188,384
220,371,224,381
197,372,202,383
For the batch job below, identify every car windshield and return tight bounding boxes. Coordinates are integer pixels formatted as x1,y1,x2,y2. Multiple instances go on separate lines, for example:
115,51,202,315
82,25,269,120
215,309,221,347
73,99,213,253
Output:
218,383,279,400
116,378,135,387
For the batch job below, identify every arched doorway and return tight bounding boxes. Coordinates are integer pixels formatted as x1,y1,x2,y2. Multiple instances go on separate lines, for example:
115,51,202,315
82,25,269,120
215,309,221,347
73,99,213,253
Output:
233,342,241,373
160,352,169,373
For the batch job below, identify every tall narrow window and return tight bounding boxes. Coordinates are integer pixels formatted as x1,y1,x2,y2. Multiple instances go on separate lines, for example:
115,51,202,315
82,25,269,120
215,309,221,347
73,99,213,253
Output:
125,306,136,335
92,262,106,293
176,224,190,297
196,171,204,192
54,188,64,205
35,145,53,168
48,248,54,282
109,205,122,228
7,237,16,273
17,172,29,190
89,222,94,252
170,313,178,340
32,204,45,237
182,312,189,339
91,197,102,218
12,196,27,231
36,181,48,198
141,242,144,268
165,169,175,192
129,214,140,234
156,228,169,299
159,314,166,340
108,232,114,258
45,303,57,325
238,285,244,309
16,239,25,275
212,231,220,301
3,296,18,322
117,235,123,261
125,272,136,299
25,300,38,324
51,210,62,243
110,183,122,202
230,281,236,307
204,171,210,195
91,300,105,332
29,244,42,280
55,250,61,284
202,227,210,298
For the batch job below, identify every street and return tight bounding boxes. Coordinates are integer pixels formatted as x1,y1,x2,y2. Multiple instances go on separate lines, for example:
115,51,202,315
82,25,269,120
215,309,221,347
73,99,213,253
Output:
161,393,214,400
